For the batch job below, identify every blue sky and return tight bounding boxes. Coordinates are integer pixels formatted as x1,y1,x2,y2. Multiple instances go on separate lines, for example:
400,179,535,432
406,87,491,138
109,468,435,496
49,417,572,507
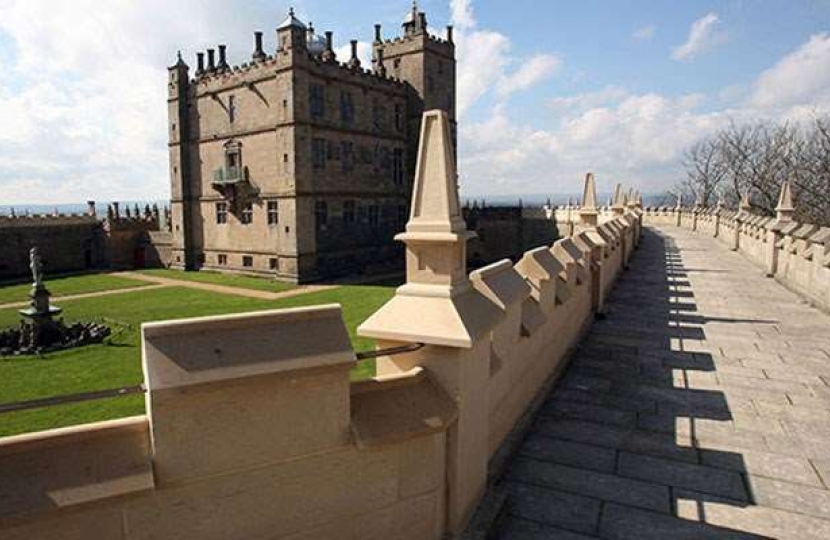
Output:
0,0,829,204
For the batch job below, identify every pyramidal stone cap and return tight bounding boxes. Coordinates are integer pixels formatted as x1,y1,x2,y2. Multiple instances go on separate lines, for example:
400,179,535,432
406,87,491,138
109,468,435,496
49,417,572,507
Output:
396,110,473,242
358,110,502,348
580,173,598,214
776,180,794,212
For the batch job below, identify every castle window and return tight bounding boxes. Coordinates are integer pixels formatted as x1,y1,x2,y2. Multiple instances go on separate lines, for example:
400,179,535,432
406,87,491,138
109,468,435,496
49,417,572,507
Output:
267,201,279,225
368,204,379,227
269,258,278,270
393,148,404,185
241,203,253,225
341,141,354,173
243,255,253,268
343,200,355,224
228,95,237,123
309,84,325,119
216,202,228,224
218,254,228,265
339,91,355,125
311,138,327,170
327,140,340,160
315,200,328,229
394,104,404,132
372,98,385,130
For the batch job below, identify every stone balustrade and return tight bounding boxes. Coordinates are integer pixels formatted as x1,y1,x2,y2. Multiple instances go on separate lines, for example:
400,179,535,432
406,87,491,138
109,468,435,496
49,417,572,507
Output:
0,112,642,539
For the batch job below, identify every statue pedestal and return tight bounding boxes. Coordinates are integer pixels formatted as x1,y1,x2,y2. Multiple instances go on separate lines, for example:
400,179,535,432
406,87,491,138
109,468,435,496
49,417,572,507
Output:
18,286,62,322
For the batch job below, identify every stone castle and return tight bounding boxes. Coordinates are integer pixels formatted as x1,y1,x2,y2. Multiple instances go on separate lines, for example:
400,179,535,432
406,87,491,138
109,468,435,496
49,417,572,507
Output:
168,4,456,282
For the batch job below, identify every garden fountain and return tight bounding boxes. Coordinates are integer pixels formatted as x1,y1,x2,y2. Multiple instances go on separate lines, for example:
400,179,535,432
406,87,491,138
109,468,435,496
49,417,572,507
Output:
0,247,111,356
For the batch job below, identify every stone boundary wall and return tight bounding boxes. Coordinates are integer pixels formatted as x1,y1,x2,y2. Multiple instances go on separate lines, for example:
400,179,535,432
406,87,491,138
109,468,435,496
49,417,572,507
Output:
0,213,640,540
642,206,830,312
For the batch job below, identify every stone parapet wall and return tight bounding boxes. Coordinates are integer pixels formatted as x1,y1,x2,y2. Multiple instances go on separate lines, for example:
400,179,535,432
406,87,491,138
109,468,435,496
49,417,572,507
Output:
0,213,641,540
642,206,830,312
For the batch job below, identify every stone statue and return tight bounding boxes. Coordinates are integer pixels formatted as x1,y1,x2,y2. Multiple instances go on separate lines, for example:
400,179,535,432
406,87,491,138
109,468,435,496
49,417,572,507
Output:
29,247,44,289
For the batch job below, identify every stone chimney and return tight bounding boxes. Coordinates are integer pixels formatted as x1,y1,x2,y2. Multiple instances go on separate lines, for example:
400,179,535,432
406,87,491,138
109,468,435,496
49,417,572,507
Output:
358,110,500,348
348,40,361,69
113,202,120,219
374,24,382,43
217,45,229,71
579,173,599,228
86,201,96,217
322,31,336,63
776,180,795,222
206,49,216,72
447,25,454,43
253,31,266,61
196,52,205,76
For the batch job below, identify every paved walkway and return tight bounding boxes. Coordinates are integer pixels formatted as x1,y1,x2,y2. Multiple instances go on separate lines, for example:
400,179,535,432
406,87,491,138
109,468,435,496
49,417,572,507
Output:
0,273,337,310
494,226,830,540
114,271,338,300
0,284,170,309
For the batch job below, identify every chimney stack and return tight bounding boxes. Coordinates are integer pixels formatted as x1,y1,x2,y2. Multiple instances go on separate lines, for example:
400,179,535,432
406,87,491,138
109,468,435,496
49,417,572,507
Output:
86,201,96,217
196,52,205,75
348,40,361,69
322,31,336,63
447,25,454,43
113,202,120,219
253,31,266,60
374,24,382,43
419,13,427,33
217,44,229,71
207,49,216,72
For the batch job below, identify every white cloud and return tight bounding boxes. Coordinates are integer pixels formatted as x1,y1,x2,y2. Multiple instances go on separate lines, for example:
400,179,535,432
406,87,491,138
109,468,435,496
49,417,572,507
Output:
633,24,656,41
549,86,629,113
0,0,284,204
459,30,830,197
497,54,561,97
450,0,561,117
672,12,724,61
450,0,476,31
750,33,830,111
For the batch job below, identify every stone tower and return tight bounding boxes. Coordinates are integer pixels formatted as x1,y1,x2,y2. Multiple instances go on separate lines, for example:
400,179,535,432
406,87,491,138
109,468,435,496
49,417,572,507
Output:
373,2,457,175
167,52,195,270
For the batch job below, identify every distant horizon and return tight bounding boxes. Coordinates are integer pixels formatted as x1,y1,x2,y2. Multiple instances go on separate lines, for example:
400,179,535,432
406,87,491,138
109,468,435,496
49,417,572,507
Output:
0,192,678,216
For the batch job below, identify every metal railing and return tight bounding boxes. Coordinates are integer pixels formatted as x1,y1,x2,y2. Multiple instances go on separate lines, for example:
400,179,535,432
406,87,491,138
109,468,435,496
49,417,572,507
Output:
0,343,425,415
211,166,248,184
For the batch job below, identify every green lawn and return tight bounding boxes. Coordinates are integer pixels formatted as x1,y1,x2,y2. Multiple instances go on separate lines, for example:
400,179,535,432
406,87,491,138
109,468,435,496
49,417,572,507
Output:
0,284,394,437
137,268,296,293
0,273,150,305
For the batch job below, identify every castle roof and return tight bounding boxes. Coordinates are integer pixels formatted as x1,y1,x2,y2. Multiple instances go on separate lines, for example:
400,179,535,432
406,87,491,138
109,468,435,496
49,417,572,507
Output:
278,8,306,30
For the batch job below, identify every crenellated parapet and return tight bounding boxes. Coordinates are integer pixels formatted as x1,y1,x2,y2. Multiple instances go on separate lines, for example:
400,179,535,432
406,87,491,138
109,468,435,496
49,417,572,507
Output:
642,181,830,312
0,111,642,540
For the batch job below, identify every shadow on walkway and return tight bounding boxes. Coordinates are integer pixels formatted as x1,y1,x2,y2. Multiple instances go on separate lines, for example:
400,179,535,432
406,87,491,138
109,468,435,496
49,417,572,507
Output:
490,226,830,539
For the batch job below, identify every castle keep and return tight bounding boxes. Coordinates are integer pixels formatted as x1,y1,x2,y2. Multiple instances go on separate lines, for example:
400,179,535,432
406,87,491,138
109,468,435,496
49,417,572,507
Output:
168,4,456,282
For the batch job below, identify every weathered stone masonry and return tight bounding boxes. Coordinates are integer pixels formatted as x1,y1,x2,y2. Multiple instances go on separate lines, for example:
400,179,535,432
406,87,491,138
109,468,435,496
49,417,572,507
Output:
169,5,456,282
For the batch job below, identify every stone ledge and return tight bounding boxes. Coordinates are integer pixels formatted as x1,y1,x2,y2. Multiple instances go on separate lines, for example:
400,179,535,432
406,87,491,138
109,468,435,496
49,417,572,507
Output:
350,368,457,448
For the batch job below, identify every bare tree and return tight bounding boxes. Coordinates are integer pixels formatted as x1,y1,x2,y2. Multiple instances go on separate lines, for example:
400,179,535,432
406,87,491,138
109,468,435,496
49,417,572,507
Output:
675,115,830,226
